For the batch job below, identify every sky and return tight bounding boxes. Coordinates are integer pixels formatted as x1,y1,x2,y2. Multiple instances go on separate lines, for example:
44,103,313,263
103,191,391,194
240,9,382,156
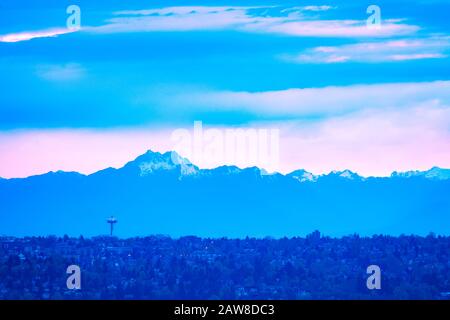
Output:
1,0,450,178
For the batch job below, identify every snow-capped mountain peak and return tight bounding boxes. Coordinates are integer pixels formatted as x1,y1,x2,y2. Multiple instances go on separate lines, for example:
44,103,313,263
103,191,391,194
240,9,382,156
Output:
288,169,318,182
329,170,363,180
127,150,198,176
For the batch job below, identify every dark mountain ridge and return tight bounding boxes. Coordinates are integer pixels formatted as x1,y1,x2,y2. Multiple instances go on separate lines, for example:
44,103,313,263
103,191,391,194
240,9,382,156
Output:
0,150,449,237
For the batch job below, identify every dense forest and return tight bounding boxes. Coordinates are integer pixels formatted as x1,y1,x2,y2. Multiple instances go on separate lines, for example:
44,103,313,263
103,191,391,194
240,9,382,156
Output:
1,233,449,299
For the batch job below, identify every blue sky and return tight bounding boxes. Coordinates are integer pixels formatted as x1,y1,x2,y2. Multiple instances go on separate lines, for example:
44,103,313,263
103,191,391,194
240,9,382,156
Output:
0,0,450,177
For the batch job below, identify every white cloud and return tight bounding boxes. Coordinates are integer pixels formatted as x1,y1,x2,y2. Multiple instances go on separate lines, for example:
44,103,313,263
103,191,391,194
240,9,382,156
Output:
160,81,450,117
36,63,86,81
114,6,254,16
284,37,450,63
0,28,76,43
89,6,418,38
389,53,446,61
0,6,420,43
93,7,265,33
301,5,336,12
245,19,418,38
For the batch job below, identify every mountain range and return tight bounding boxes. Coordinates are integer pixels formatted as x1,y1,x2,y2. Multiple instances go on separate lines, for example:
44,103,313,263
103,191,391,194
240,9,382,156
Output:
0,150,449,237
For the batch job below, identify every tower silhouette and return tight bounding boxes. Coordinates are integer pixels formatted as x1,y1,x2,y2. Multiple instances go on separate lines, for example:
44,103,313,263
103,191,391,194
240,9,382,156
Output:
106,216,117,236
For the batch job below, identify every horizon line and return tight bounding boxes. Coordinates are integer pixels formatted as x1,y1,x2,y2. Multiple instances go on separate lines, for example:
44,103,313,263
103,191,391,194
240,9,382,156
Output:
0,232,447,240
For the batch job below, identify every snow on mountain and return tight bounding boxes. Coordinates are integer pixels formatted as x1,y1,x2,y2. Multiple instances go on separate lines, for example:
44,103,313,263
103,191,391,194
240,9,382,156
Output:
328,169,364,181
127,150,199,177
288,169,318,182
391,167,450,180
96,150,450,182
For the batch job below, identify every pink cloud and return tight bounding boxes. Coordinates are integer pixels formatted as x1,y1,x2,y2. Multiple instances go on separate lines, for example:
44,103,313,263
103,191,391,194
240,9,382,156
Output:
0,129,174,178
1,104,450,179
2,81,450,178
279,106,450,176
